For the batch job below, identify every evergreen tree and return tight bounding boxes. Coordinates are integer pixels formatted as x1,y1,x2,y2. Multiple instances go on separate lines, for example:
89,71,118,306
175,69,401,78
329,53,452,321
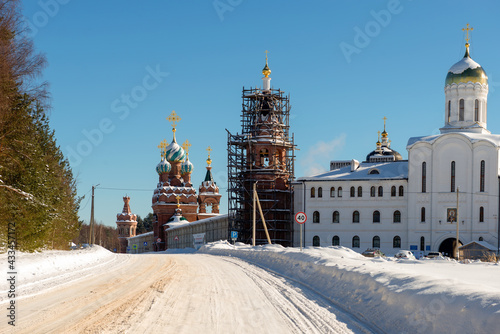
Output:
0,0,80,251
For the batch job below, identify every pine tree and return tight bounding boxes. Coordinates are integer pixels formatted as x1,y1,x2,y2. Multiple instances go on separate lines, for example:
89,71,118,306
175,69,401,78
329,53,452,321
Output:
0,0,80,251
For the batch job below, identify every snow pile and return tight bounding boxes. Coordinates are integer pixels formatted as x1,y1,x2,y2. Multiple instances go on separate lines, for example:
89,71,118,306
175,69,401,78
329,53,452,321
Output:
0,245,125,302
200,241,500,334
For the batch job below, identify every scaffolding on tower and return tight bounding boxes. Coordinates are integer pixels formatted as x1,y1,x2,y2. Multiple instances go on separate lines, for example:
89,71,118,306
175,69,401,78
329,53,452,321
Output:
227,86,296,247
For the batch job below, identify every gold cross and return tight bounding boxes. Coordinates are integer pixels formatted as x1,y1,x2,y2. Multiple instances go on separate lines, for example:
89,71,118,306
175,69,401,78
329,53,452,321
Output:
265,50,269,63
383,116,387,131
462,23,473,45
167,110,181,130
157,139,168,158
175,195,181,208
182,140,191,155
377,131,381,142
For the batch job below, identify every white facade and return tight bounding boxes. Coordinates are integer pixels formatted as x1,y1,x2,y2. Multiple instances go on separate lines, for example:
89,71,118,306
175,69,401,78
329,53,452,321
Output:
294,42,499,256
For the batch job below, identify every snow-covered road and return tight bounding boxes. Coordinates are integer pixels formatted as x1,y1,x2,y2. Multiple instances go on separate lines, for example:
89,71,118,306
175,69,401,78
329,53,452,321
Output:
8,253,374,334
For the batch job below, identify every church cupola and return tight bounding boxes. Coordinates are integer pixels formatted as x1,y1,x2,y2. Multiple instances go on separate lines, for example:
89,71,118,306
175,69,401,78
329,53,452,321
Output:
198,146,221,218
262,50,271,91
441,24,489,134
181,140,194,186
365,117,403,163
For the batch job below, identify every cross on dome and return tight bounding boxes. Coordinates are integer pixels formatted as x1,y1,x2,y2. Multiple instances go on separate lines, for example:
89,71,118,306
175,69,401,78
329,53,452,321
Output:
167,110,181,134
206,146,213,166
175,195,181,208
182,140,191,156
157,139,168,158
462,23,473,46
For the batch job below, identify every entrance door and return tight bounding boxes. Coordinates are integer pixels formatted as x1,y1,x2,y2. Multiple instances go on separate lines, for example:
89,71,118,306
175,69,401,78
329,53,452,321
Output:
439,238,462,258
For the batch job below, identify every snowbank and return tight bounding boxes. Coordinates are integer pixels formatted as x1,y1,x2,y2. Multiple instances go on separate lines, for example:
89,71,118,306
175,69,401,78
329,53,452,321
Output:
200,241,500,334
0,245,126,303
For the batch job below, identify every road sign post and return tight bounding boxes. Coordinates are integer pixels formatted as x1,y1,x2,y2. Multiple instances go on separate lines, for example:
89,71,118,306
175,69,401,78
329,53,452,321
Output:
231,231,238,244
295,212,307,252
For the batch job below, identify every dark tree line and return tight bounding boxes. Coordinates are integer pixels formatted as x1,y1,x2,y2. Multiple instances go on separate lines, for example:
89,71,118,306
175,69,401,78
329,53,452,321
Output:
0,0,80,251
74,223,119,252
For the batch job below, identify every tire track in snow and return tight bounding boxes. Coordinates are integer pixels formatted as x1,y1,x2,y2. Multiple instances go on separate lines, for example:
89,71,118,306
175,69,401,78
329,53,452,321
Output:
219,256,381,334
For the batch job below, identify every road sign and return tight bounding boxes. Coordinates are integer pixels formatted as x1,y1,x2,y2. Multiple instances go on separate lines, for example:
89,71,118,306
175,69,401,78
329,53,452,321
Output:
143,241,148,246
231,231,238,240
133,244,137,249
157,238,161,243
174,236,179,241
295,212,307,224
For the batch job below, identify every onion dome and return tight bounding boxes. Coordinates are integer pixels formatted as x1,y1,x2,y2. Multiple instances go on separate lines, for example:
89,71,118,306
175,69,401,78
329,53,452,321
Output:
445,44,487,86
156,158,171,175
165,137,186,162
181,156,194,174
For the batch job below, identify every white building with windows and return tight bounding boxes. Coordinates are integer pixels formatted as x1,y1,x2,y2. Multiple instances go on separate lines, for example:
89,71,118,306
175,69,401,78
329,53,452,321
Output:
294,38,499,257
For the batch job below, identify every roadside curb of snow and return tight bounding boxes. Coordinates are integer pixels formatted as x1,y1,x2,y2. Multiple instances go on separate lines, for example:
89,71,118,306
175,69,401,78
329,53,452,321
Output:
199,242,500,334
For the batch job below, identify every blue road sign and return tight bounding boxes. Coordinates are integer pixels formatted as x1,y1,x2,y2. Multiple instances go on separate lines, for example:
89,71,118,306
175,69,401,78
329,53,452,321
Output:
143,241,147,246
231,231,238,239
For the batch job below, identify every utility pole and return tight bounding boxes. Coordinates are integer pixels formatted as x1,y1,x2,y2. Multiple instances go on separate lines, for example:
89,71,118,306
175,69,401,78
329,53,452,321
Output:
456,187,460,260
89,184,100,245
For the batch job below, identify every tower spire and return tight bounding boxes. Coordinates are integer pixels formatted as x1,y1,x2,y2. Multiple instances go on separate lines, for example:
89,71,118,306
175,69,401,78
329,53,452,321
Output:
262,50,272,91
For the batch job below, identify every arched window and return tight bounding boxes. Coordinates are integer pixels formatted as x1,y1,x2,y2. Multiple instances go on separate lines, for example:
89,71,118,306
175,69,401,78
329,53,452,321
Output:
399,185,404,197
332,211,340,223
479,206,484,223
393,210,401,223
310,187,315,198
330,187,335,197
475,99,479,122
350,186,355,197
352,211,360,223
422,162,426,193
332,235,340,246
373,236,380,248
338,187,343,197
391,186,396,197
480,160,485,192
373,210,380,223
420,236,425,251
421,207,426,222
378,186,383,197
369,169,380,175
352,235,360,248
451,161,456,192
447,100,451,123
313,236,320,247
313,211,320,223
318,187,323,198
459,99,465,121
393,236,401,248
370,186,376,197
479,236,484,241
357,186,362,197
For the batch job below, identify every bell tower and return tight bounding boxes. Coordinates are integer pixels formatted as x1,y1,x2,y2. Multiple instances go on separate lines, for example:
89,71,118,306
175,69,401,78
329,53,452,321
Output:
441,24,489,134
228,52,296,246
116,196,138,253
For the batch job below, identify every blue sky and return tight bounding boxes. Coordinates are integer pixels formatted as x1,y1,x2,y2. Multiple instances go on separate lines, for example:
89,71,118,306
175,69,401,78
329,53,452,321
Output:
22,0,500,227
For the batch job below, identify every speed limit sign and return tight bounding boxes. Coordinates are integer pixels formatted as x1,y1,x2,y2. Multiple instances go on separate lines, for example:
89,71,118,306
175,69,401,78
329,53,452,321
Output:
295,212,307,224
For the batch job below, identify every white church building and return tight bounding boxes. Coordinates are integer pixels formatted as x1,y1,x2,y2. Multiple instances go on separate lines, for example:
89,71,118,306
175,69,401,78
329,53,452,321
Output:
294,36,499,257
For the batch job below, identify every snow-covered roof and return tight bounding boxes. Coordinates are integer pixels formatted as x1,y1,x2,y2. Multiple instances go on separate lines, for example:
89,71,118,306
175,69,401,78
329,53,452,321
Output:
297,161,408,181
166,214,228,232
460,240,498,251
448,56,481,74
407,132,500,149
